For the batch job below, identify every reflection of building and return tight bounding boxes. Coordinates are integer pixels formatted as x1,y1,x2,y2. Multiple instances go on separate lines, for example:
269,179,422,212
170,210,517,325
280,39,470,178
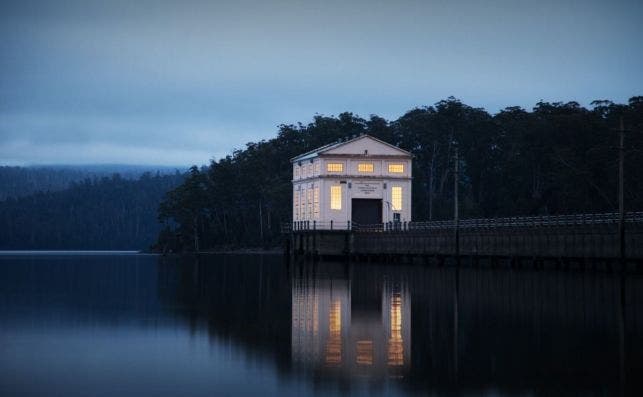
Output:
291,271,410,378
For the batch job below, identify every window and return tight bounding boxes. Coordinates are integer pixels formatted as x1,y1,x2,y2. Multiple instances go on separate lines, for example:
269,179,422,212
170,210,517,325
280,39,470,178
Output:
327,163,343,172
294,191,299,220
388,164,404,173
358,163,374,173
300,190,306,220
391,186,402,210
294,165,299,179
313,187,320,219
314,161,320,175
307,188,313,219
330,186,342,210
307,163,313,177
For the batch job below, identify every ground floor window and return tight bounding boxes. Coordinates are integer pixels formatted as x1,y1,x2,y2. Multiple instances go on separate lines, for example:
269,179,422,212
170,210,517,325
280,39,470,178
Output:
330,185,342,210
391,186,402,211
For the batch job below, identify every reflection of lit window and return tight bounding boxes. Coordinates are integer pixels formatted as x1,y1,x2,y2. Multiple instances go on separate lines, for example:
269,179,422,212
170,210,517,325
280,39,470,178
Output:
327,163,343,172
388,164,404,173
358,163,374,172
330,186,342,210
392,186,402,210
325,299,342,366
388,293,404,366
356,340,373,365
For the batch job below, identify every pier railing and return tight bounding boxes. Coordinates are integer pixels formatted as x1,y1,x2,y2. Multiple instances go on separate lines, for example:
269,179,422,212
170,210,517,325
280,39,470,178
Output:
283,211,643,233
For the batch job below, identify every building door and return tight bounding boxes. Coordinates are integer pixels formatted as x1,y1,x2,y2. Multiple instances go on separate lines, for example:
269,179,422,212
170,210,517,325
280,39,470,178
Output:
351,199,382,225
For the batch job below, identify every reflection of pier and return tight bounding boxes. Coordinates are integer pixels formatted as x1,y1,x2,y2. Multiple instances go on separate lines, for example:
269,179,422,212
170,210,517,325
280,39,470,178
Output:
291,266,410,378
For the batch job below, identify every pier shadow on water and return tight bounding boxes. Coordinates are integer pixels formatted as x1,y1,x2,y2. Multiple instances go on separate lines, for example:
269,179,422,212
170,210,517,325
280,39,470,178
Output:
0,253,641,396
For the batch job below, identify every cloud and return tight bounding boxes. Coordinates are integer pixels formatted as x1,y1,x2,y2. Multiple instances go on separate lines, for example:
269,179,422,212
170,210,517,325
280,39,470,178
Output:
1,0,642,165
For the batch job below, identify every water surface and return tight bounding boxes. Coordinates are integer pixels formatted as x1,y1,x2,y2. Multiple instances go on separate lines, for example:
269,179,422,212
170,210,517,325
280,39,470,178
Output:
0,253,641,396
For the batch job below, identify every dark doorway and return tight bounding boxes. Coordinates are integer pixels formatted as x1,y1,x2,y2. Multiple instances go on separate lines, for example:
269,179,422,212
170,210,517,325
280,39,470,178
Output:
351,199,382,225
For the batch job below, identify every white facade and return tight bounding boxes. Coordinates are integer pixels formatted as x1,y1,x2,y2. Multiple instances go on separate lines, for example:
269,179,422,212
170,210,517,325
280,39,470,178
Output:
291,135,412,228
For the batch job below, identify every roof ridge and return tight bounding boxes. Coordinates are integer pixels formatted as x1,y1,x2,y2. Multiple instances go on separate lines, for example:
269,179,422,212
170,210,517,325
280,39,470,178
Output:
290,134,410,162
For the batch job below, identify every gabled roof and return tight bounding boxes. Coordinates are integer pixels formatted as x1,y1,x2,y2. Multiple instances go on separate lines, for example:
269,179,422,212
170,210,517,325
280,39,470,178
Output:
290,134,411,163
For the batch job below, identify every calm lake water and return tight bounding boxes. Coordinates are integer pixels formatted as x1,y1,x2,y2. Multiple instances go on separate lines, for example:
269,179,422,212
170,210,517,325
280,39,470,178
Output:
0,253,641,396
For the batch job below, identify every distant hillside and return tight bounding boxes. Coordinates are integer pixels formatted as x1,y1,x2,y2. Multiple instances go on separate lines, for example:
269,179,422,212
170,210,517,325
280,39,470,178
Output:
0,165,184,200
0,172,185,250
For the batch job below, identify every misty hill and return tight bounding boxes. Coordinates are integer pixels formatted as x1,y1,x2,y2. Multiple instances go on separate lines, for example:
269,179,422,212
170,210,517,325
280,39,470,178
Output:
0,164,184,200
0,172,185,250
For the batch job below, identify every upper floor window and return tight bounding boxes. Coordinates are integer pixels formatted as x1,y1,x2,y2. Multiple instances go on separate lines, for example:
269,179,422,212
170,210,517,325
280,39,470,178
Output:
388,164,404,173
358,163,374,173
294,166,300,179
327,163,343,172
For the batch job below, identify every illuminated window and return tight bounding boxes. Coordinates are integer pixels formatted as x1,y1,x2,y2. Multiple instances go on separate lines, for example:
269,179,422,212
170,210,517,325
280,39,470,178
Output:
358,163,374,172
330,186,342,210
392,186,402,210
313,186,320,219
327,163,343,172
307,164,313,177
388,164,404,173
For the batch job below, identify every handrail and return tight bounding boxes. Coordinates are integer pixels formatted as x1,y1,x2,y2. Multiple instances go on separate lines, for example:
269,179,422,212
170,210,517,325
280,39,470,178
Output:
281,211,643,233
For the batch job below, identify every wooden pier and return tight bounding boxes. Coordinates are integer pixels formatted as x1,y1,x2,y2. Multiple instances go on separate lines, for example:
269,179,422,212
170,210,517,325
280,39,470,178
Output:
283,212,643,262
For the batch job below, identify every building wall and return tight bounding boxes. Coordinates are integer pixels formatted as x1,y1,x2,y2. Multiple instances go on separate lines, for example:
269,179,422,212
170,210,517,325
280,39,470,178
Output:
293,156,412,226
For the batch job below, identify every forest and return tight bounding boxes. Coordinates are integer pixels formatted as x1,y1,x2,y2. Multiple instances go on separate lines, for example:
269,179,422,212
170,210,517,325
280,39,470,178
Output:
156,97,643,252
0,172,184,249
0,165,180,200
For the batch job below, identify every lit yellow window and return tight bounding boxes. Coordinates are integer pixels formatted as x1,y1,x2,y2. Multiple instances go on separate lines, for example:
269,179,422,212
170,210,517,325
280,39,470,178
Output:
392,186,402,210
358,163,374,173
388,164,404,173
330,186,342,210
327,163,343,172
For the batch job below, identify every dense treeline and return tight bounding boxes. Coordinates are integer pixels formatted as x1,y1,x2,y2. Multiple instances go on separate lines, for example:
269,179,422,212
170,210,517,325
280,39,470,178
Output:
0,165,181,200
0,173,185,249
157,97,643,252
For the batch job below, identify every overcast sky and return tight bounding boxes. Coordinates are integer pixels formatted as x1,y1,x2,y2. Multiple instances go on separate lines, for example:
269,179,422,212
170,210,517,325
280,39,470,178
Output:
1,0,642,166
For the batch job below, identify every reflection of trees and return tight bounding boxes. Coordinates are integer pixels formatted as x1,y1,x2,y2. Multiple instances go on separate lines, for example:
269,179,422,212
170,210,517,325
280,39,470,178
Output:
156,254,292,371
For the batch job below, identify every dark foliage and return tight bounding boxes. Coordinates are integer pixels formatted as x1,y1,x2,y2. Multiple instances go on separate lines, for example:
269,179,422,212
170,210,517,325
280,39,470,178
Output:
157,97,643,252
0,172,185,250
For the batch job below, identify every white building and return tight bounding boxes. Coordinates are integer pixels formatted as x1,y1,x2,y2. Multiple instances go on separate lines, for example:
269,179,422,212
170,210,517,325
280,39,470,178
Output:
291,134,412,228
